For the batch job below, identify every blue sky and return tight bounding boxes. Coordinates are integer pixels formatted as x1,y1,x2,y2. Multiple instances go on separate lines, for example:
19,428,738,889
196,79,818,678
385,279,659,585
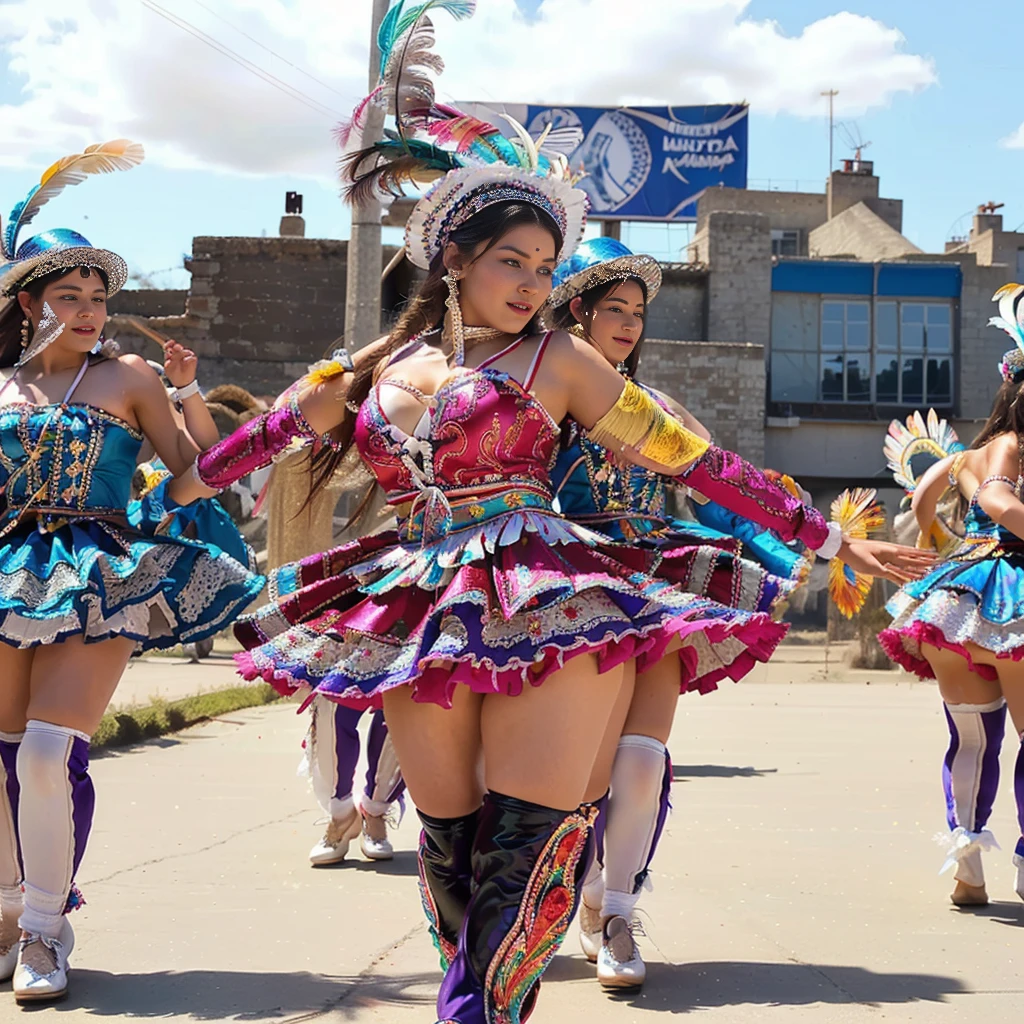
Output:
0,0,1020,289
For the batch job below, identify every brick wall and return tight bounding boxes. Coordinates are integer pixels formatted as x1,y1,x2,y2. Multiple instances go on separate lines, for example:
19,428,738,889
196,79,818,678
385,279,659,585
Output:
639,339,766,463
111,236,408,398
705,212,772,349
646,266,706,340
108,289,187,318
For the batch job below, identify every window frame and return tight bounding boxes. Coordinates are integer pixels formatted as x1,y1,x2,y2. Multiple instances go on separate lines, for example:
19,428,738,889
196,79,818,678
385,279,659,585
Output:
768,294,955,411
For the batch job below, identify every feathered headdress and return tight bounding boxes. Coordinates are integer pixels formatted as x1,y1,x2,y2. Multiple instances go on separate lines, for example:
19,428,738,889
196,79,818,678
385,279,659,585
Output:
340,1,587,270
884,409,963,495
989,283,1024,382
0,140,144,305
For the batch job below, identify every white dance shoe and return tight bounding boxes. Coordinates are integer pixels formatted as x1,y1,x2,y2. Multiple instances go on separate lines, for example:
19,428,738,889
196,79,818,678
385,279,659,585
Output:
13,918,74,1003
309,811,362,866
359,809,394,861
596,915,646,989
578,901,602,963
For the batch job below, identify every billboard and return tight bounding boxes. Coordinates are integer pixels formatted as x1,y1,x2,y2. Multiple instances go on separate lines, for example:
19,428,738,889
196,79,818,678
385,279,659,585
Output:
462,103,748,222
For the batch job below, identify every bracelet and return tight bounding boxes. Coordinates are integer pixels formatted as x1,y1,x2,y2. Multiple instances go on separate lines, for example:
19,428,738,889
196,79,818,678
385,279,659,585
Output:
171,379,201,402
817,521,844,560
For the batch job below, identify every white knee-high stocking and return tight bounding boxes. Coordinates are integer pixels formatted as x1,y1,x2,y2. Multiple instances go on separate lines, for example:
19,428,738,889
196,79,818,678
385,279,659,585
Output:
18,721,92,939
602,735,672,921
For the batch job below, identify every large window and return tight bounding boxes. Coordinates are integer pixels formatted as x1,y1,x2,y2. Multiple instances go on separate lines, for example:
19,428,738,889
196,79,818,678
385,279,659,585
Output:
770,295,953,408
873,302,952,406
820,301,871,402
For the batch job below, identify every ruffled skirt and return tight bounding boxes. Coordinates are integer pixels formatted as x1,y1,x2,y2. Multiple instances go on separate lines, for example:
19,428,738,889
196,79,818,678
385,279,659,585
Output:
233,508,787,710
0,492,264,649
879,547,1024,680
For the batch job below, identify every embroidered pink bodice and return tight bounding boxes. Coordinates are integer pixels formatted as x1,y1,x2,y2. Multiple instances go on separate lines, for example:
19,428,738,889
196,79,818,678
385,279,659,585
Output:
354,333,559,505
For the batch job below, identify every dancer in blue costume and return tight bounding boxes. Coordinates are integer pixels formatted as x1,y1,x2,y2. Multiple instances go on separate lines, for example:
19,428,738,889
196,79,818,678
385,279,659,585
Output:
546,239,811,988
880,283,1024,907
0,142,263,1003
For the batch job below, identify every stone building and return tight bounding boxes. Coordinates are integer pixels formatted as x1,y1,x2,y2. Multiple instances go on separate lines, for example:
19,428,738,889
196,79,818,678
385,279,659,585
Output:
111,161,1024,576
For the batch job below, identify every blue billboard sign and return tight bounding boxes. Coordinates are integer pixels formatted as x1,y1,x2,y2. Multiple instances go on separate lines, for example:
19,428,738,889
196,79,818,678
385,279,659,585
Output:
463,103,748,222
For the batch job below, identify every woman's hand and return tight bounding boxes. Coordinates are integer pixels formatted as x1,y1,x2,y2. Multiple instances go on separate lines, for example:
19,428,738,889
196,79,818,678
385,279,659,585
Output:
164,340,197,389
837,537,940,585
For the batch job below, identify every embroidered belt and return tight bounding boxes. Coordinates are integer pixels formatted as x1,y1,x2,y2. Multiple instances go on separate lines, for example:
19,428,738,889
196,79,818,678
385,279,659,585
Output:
567,511,670,541
396,484,555,544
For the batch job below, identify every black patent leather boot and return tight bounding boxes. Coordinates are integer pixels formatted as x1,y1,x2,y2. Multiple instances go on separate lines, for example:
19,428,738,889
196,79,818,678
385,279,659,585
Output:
434,791,594,1024
418,809,480,971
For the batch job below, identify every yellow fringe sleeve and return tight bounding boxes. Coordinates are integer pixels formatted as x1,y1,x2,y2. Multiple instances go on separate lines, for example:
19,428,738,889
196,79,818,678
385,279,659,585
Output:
588,379,710,473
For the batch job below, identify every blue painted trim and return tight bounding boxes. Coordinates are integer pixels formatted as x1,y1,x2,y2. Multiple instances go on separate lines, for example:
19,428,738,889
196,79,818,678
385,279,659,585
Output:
772,260,962,298
772,262,874,295
877,264,961,298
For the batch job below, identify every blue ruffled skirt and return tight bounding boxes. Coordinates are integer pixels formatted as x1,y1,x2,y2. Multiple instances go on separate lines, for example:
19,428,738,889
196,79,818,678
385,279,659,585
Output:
880,544,1024,679
0,481,264,649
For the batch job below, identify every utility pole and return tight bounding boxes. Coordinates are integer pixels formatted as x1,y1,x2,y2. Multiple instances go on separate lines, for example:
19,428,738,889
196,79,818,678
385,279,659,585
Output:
820,89,839,176
344,0,389,351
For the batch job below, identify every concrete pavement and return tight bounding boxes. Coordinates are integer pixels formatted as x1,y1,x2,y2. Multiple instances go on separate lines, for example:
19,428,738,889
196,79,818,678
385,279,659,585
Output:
18,669,1024,1022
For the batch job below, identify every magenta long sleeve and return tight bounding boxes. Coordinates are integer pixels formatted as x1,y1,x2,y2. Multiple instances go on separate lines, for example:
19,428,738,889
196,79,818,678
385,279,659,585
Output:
679,446,831,550
196,395,323,491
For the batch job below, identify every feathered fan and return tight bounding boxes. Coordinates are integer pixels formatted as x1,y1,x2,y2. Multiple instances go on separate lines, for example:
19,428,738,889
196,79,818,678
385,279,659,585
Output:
1,140,145,261
828,487,886,619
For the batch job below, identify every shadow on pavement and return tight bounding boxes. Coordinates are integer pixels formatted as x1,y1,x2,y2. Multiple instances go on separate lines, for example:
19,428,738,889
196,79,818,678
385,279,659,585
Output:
673,764,778,780
44,969,437,1019
952,899,1024,928
596,960,966,1011
311,850,420,878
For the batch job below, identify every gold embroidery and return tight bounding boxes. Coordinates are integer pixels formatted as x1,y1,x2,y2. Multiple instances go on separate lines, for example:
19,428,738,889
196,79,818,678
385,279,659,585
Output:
588,380,709,473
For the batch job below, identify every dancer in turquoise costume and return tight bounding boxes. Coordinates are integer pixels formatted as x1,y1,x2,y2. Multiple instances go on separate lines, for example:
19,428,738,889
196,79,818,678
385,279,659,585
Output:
0,141,263,1003
179,7,932,1021
546,238,811,989
880,283,1024,907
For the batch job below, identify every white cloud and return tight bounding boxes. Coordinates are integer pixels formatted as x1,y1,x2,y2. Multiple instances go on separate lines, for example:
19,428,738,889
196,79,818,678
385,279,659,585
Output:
1000,123,1024,149
0,0,937,178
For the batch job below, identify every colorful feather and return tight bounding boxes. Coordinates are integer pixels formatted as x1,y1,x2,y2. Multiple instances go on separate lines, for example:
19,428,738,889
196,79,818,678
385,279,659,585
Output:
501,114,541,170
883,408,963,494
828,487,885,619
342,138,460,205
377,0,476,75
3,140,144,259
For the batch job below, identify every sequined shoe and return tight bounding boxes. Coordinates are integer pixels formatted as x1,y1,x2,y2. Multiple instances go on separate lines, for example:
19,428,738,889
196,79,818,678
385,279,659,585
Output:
309,811,362,866
360,808,394,861
578,900,602,963
13,918,74,1003
596,915,646,989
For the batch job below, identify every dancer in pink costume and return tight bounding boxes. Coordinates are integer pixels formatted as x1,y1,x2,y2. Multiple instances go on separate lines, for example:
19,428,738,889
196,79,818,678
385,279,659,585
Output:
178,7,933,1020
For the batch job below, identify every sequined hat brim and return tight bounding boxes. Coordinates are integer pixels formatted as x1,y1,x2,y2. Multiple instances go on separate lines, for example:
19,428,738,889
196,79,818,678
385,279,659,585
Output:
547,253,662,311
0,246,128,304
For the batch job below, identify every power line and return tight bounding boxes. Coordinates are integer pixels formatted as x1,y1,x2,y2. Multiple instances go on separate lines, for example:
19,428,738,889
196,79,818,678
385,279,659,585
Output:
186,0,352,100
138,0,342,120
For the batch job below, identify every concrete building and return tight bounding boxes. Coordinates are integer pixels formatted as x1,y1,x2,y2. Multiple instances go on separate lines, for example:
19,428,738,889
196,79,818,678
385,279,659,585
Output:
110,162,1024,543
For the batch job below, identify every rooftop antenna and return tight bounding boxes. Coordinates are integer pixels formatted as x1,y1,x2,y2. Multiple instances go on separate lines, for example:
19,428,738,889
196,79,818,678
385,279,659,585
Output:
837,122,872,169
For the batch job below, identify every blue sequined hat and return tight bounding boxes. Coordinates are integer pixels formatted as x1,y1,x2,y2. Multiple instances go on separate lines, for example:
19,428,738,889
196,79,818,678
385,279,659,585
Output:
0,140,144,308
547,237,662,311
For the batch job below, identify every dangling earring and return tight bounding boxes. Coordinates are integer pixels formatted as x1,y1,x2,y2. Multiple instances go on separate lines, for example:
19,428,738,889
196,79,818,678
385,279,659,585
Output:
568,323,586,339
443,271,465,366
20,317,30,349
